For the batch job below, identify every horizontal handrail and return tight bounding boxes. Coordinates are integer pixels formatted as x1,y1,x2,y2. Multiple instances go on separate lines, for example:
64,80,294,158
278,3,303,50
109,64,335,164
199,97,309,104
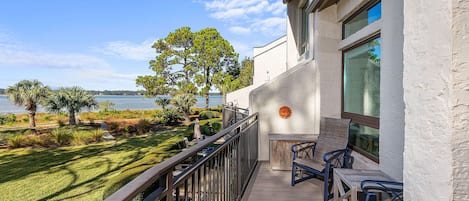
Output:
105,113,259,201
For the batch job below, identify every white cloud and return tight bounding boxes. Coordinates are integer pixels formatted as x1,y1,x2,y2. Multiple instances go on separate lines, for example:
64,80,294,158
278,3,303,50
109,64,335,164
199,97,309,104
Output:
199,0,286,37
231,41,253,58
0,45,110,69
252,17,286,37
229,26,251,35
95,40,155,61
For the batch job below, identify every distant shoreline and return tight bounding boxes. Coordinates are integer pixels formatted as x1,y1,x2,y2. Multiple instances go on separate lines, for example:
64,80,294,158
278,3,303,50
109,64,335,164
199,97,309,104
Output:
0,94,223,114
0,88,221,96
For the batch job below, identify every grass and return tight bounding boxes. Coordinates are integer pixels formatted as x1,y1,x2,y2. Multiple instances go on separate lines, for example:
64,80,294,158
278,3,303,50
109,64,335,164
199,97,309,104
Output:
0,128,187,201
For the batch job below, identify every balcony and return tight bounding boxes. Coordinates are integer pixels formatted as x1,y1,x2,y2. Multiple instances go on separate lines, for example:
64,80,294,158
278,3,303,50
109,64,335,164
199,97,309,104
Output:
104,107,324,201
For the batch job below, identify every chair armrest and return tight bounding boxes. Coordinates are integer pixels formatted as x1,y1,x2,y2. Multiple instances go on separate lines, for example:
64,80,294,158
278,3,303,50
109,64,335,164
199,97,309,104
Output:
361,180,403,200
291,141,317,153
322,149,352,168
291,141,316,160
323,149,347,162
361,180,403,191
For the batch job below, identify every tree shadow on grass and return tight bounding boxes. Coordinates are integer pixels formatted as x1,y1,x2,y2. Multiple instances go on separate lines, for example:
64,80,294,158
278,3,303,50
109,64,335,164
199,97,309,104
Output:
0,130,182,185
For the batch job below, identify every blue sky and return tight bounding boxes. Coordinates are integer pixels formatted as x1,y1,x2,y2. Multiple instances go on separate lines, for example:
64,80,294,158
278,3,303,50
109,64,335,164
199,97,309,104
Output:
0,0,286,90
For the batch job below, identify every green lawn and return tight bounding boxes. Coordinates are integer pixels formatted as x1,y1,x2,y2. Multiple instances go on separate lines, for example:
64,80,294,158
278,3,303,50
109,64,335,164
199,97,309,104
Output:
0,129,186,201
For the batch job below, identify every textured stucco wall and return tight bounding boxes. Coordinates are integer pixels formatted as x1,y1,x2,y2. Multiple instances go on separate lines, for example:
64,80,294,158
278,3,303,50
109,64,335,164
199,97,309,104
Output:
379,0,404,181
315,5,342,119
250,61,319,160
451,0,469,200
253,36,287,86
403,0,454,200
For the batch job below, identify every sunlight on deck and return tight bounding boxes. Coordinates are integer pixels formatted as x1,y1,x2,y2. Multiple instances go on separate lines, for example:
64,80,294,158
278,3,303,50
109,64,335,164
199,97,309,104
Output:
242,162,323,201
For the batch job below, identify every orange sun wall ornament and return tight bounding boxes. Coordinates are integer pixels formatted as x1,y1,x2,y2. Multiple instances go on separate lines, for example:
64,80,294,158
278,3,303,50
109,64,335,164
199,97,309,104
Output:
279,106,292,119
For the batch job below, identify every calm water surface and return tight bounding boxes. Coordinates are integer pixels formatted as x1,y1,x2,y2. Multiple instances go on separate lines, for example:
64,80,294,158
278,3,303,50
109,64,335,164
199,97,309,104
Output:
0,95,222,114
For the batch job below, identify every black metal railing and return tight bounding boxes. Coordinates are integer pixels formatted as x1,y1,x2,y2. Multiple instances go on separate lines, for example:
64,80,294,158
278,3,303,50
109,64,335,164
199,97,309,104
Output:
222,105,249,128
105,113,259,201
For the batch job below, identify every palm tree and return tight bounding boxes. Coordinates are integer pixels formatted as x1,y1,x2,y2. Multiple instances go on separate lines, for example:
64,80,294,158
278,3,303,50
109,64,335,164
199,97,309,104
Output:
171,93,197,122
45,86,98,125
6,80,50,128
155,97,171,110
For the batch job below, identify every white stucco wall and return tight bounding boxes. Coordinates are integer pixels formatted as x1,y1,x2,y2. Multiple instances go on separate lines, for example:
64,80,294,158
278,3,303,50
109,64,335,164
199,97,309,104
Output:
451,0,469,199
379,0,404,181
225,85,256,109
253,36,287,86
286,0,301,69
226,36,287,109
315,5,342,119
403,0,455,200
250,60,319,160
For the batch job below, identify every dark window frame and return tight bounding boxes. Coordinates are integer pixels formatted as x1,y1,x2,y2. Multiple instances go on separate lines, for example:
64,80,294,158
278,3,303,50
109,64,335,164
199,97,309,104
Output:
341,33,381,163
342,0,381,39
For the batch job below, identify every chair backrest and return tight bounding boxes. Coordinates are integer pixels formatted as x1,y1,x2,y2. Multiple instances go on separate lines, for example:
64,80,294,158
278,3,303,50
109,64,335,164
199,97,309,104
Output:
312,117,351,162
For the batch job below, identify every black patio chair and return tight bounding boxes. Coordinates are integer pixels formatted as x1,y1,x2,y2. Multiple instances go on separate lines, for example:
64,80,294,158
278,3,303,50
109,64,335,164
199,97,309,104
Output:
361,180,404,201
291,117,352,201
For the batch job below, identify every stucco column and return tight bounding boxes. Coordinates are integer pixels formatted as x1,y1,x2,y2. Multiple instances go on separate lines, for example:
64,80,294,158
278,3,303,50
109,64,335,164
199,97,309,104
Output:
403,0,469,200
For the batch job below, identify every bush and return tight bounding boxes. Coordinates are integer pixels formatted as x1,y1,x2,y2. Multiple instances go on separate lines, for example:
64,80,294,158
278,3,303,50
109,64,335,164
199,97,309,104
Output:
51,128,73,146
136,119,152,134
157,109,181,126
7,135,27,148
72,129,105,145
212,122,222,132
199,111,220,120
0,113,17,125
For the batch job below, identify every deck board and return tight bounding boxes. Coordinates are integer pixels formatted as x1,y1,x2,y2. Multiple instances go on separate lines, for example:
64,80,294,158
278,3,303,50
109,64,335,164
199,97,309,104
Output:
242,162,323,201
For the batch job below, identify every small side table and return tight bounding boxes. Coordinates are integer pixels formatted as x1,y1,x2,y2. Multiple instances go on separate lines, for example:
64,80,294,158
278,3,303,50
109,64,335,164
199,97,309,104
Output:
333,169,395,201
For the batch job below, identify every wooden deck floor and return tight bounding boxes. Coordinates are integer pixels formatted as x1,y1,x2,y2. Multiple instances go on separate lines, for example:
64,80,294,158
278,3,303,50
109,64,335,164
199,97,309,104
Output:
242,162,323,201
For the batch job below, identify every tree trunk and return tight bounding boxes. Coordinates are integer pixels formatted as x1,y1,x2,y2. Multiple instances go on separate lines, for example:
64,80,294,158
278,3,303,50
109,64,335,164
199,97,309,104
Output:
28,111,36,128
183,112,191,123
205,94,209,110
69,110,76,125
222,93,227,105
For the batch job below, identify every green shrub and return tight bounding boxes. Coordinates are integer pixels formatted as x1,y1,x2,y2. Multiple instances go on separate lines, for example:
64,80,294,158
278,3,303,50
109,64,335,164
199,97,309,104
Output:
157,109,181,126
184,123,195,141
57,120,65,127
199,111,220,120
51,128,73,146
0,113,17,125
72,129,105,145
42,114,51,121
212,122,222,133
7,135,27,148
136,119,152,134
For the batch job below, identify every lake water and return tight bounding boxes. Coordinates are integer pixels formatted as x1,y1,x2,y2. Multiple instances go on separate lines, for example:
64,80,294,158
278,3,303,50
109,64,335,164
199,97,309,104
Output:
0,95,223,114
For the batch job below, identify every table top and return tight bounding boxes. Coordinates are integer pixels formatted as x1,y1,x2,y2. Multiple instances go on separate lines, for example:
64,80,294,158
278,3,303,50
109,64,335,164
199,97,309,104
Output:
334,169,396,191
268,134,318,141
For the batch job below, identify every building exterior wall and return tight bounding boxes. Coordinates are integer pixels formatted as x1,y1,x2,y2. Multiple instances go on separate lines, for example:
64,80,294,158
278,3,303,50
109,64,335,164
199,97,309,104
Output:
250,60,319,161
451,0,469,200
286,0,301,69
379,0,404,181
253,36,287,86
225,85,256,109
226,36,287,109
315,5,342,119
403,0,465,200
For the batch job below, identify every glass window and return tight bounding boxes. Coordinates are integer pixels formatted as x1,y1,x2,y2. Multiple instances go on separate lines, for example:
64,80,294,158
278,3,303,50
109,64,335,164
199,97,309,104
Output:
299,6,308,55
343,2,381,38
349,123,379,157
343,38,381,118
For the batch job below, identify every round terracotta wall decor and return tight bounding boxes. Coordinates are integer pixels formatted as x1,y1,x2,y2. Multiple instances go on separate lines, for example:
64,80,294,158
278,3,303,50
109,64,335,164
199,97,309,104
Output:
279,106,292,119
